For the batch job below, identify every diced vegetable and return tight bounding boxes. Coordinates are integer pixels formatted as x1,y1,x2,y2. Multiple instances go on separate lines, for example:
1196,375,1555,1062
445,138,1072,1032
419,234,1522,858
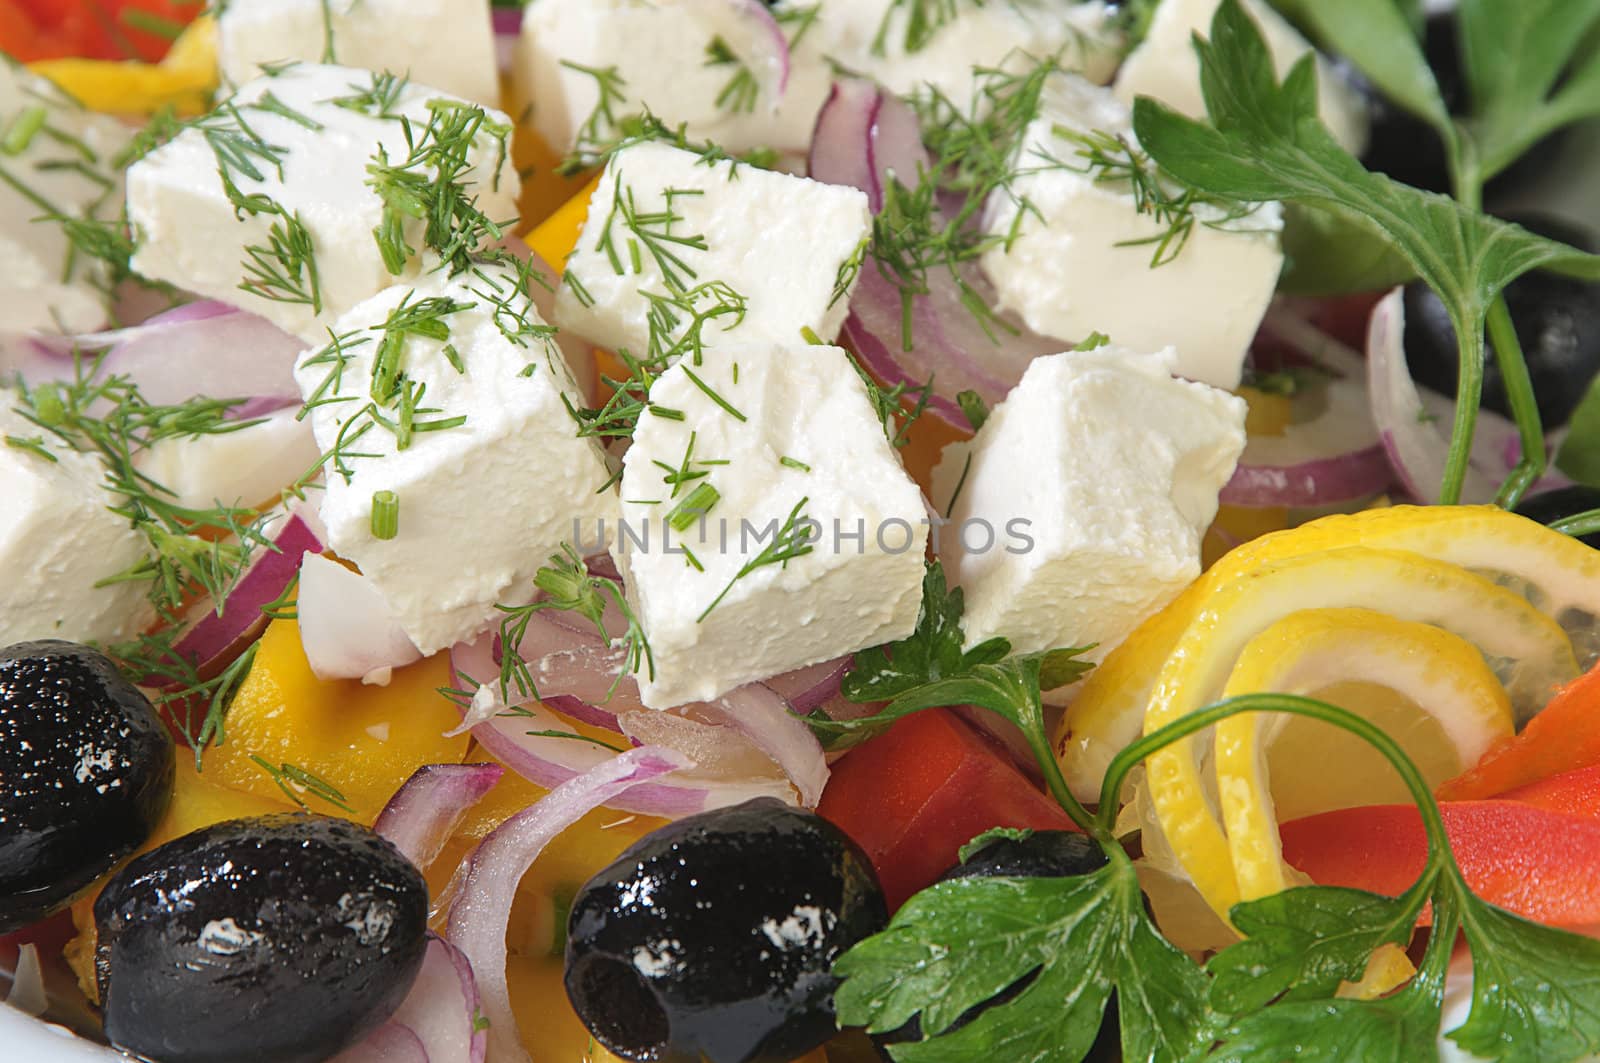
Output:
1438,661,1600,800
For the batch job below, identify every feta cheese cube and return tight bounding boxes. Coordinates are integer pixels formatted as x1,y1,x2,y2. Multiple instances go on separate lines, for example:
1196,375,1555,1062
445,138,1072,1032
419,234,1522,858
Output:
217,0,500,107
554,141,871,358
292,259,618,655
979,74,1283,390
1114,0,1369,154
0,60,131,334
128,63,519,343
515,0,830,159
134,406,320,511
615,340,927,708
815,0,1123,110
0,403,151,646
930,346,1246,663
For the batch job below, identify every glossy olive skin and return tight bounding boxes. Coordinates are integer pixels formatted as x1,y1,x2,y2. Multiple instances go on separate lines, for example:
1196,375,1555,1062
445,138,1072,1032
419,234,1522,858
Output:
94,814,429,1063
1515,486,1600,549
1404,214,1600,426
938,830,1108,883
0,640,173,934
565,797,888,1063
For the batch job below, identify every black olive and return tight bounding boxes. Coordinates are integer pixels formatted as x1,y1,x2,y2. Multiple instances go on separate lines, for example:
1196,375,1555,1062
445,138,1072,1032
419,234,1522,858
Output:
565,797,887,1063
938,829,1108,882
1403,213,1600,427
0,640,173,934
94,814,429,1063
1515,485,1600,549
876,831,1116,1054
1354,11,1568,198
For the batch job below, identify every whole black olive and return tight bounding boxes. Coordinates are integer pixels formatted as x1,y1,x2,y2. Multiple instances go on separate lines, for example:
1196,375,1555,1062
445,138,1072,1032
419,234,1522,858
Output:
94,814,429,1063
938,829,1108,882
876,830,1116,1055
1403,213,1600,427
1515,485,1600,549
565,797,887,1063
0,640,173,934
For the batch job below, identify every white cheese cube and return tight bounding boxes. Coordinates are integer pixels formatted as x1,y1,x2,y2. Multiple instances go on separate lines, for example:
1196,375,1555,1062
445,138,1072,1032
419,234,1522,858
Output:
1114,0,1369,154
217,0,499,107
930,346,1246,663
292,259,617,655
128,63,519,343
615,340,927,709
0,403,152,646
815,0,1123,109
554,141,870,357
0,60,131,334
515,0,830,159
979,74,1283,390
134,406,320,511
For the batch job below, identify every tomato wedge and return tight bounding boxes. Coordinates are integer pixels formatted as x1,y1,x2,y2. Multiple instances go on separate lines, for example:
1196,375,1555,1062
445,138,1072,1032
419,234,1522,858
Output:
1279,800,1600,932
816,707,1077,909
1438,661,1600,801
4,0,202,63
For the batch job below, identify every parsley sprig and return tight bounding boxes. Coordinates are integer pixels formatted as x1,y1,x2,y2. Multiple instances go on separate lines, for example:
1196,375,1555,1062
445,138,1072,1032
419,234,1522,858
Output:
825,562,1600,1061
1132,0,1600,508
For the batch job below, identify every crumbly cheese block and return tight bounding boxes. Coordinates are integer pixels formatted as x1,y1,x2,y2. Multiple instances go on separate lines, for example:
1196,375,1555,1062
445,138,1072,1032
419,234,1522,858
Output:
615,340,927,708
553,140,870,358
980,73,1284,389
128,63,518,343
931,346,1247,663
292,259,617,655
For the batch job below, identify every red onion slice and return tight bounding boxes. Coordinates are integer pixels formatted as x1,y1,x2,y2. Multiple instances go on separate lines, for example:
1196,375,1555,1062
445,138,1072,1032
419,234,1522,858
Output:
332,1024,428,1063
810,80,1060,424
297,553,423,685
392,936,485,1063
169,510,321,681
702,684,829,807
446,746,691,1063
375,764,505,871
761,655,850,714
12,301,304,407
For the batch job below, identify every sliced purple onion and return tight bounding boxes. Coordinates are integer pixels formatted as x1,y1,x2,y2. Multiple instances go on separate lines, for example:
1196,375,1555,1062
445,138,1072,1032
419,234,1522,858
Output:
11,301,304,408
375,764,505,871
168,510,321,682
332,1023,428,1063
297,553,422,685
761,655,850,714
490,6,520,36
446,747,692,1063
809,79,1059,424
702,684,829,807
392,937,486,1063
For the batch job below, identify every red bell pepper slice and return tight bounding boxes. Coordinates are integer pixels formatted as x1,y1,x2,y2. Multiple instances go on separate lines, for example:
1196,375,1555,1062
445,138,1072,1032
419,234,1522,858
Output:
5,0,202,63
1494,762,1600,819
1438,662,1600,801
816,707,1077,910
1279,800,1600,932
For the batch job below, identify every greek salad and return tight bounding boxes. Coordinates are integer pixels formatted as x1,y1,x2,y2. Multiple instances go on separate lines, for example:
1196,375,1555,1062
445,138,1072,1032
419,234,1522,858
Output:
2,0,1600,1061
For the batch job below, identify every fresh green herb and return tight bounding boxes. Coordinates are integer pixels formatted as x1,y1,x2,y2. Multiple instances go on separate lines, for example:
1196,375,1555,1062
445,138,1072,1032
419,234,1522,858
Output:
370,490,399,540
518,727,627,753
872,0,980,56
779,455,811,472
955,389,988,431
957,826,1033,865
558,60,630,176
118,7,186,41
249,755,356,812
697,497,815,622
679,364,746,422
330,71,411,121
318,0,337,63
705,36,760,114
846,350,934,449
2,106,48,155
4,433,58,462
1132,0,1600,507
667,481,721,532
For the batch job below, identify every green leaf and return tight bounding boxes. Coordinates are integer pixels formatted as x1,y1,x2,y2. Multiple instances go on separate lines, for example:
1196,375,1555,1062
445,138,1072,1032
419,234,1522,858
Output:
1270,0,1448,128
1208,885,1423,1015
1207,986,1443,1062
1447,901,1600,1062
1278,204,1416,296
841,562,1011,705
1036,647,1096,693
1457,0,1600,177
958,827,1034,865
1556,375,1600,486
835,856,1212,1063
1133,0,1600,502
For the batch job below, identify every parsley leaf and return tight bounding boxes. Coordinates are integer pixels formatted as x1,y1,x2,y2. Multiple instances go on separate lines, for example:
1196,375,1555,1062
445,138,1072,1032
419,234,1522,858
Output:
835,852,1213,1063
1132,0,1600,505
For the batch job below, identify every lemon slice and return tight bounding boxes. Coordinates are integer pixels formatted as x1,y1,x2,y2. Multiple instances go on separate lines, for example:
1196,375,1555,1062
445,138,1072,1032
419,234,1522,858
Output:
1057,504,1600,797
1142,546,1575,917
1213,607,1514,902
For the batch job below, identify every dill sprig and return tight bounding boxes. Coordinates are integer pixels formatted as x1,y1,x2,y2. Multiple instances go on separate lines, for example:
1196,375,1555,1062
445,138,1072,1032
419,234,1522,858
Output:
249,755,356,812
697,497,815,622
705,36,760,115
558,60,630,177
